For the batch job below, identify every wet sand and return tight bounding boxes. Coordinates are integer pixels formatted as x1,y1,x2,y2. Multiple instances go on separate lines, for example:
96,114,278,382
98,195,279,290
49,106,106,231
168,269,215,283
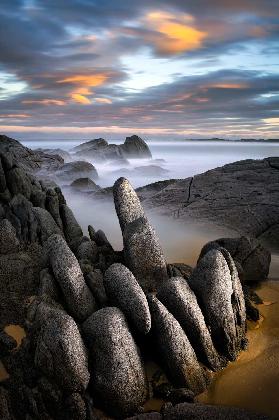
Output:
0,325,26,382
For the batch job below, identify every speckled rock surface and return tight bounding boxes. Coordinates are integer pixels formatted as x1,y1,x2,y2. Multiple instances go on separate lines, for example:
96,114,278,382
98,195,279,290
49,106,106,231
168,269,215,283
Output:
123,217,168,292
157,277,222,370
82,307,147,417
113,177,145,232
76,238,98,264
33,207,62,243
86,269,108,307
104,263,151,334
188,249,244,360
46,234,96,321
0,219,19,254
147,294,208,395
198,236,271,283
163,402,271,420
59,204,83,248
35,305,90,392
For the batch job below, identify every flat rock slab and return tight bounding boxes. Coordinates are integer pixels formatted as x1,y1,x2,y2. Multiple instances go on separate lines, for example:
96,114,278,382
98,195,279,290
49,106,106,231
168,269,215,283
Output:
140,158,279,250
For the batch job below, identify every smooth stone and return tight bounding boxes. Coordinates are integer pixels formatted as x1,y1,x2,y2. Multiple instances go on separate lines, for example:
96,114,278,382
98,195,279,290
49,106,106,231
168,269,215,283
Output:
104,263,151,334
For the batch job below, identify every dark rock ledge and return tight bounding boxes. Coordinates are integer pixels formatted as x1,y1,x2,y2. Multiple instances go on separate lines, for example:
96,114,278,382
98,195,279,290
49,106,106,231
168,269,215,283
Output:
0,135,273,419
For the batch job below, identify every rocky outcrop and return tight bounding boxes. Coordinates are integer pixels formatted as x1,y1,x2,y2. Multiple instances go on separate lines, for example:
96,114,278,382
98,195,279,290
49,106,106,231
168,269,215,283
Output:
45,234,96,321
82,307,147,417
163,402,271,420
188,249,246,360
198,236,271,283
104,263,151,334
54,161,98,182
157,277,222,370
70,177,101,192
120,135,152,158
139,158,279,251
34,302,90,392
147,294,208,395
113,177,168,292
72,135,152,162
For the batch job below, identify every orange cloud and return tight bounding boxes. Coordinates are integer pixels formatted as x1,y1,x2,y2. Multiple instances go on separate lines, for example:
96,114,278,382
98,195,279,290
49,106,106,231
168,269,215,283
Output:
95,97,112,104
143,11,207,55
207,83,249,89
57,73,108,105
22,99,66,106
0,114,30,118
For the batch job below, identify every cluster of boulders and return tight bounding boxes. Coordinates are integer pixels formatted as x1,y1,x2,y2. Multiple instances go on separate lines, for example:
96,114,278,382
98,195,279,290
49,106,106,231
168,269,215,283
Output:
0,141,272,419
72,135,152,162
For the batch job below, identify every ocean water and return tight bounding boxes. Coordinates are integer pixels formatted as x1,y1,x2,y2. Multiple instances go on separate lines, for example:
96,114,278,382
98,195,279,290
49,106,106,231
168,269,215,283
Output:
23,139,279,188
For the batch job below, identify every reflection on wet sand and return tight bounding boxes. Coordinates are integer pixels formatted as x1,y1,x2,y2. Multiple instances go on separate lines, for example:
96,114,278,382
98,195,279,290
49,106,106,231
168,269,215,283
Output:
198,281,279,418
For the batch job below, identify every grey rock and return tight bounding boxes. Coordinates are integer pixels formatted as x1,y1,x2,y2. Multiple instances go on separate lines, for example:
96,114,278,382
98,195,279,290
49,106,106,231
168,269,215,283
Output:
70,177,101,192
33,207,62,243
10,194,38,243
59,204,83,248
76,238,98,263
46,234,96,321
188,249,245,360
163,402,271,420
198,236,271,283
0,387,13,420
104,263,151,334
34,304,90,392
92,229,112,248
82,307,147,417
0,158,6,193
123,216,168,292
167,263,193,280
147,294,208,395
86,269,108,307
113,177,145,232
157,277,222,370
55,161,98,183
6,167,33,199
125,414,162,420
140,158,279,251
0,219,19,254
45,189,63,230
120,135,152,158
38,268,60,301
64,393,87,420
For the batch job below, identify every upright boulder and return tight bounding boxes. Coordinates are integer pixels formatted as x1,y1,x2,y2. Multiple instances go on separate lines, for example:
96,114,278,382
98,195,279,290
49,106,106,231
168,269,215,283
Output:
113,177,145,232
34,303,90,392
59,204,83,249
157,277,222,370
123,216,168,292
188,249,245,360
46,234,96,321
113,178,168,292
82,307,147,417
104,263,151,334
147,295,208,395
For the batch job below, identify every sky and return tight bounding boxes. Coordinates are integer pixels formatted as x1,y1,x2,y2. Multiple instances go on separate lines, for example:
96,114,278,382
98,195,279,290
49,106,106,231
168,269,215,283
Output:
0,0,279,140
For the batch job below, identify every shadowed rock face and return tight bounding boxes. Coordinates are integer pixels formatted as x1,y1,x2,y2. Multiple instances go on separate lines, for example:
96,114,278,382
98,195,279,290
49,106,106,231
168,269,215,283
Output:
82,307,147,417
120,135,152,159
45,234,96,321
113,177,168,292
198,236,271,283
34,303,90,392
104,263,151,334
188,249,246,361
147,294,209,395
163,402,271,420
157,277,223,371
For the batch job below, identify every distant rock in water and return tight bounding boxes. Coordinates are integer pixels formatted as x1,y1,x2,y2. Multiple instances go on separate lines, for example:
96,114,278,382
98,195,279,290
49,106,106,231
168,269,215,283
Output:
120,135,152,158
72,134,152,162
55,161,98,182
70,177,101,192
